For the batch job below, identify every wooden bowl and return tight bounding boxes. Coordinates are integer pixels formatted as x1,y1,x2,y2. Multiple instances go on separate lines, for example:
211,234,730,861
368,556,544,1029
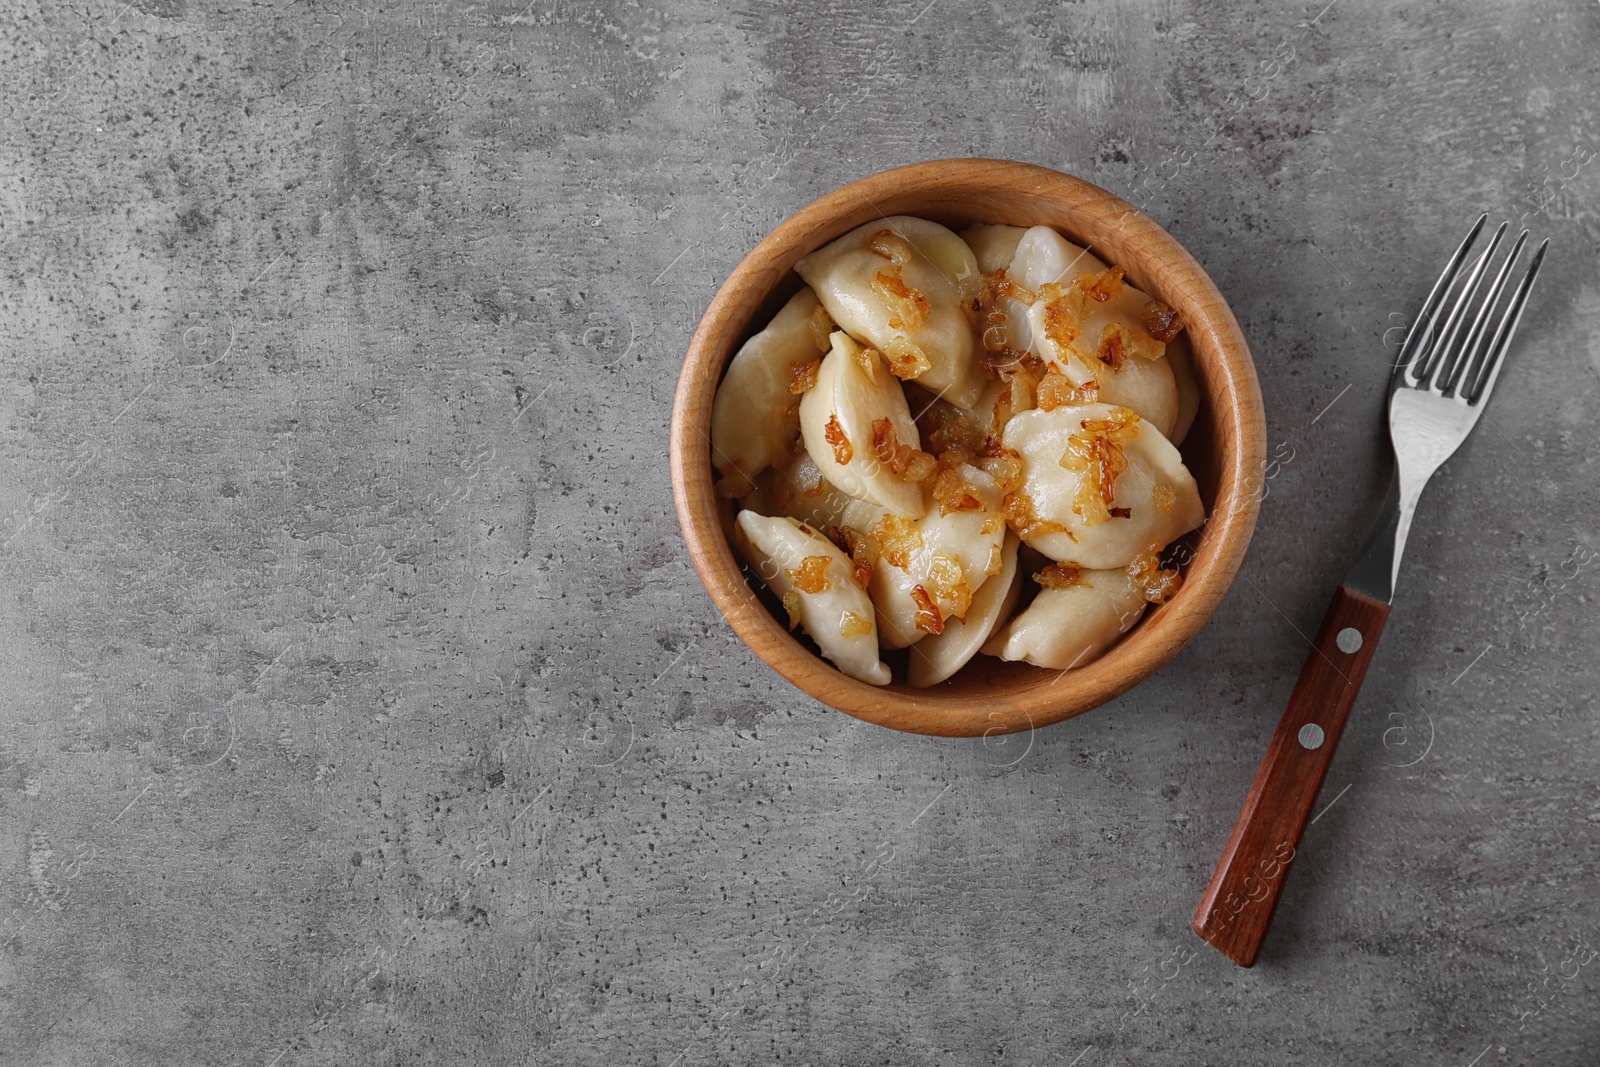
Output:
669,159,1265,737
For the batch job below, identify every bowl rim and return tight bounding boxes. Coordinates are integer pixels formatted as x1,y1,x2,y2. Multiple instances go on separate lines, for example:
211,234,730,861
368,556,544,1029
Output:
669,158,1265,737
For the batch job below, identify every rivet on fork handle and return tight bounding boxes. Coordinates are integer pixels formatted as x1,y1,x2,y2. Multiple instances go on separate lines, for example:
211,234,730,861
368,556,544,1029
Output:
1191,585,1391,967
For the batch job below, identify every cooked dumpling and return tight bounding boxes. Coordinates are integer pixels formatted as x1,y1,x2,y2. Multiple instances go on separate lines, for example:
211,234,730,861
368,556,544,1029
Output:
981,564,1147,670
969,234,1039,360
1012,226,1181,437
1009,226,1155,344
1165,333,1201,446
796,216,987,409
967,376,1030,439
1007,224,1105,350
908,376,1029,457
751,451,858,530
959,224,1027,274
798,331,930,518
1122,358,1182,441
985,290,1036,359
839,463,1006,648
1002,403,1204,568
710,287,833,491
907,533,1020,687
732,512,890,686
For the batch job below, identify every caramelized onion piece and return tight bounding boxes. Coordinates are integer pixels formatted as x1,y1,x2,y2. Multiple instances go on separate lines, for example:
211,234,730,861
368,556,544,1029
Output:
979,449,1026,494
1142,299,1184,343
1096,322,1137,371
1058,406,1141,526
1003,490,1073,540
1034,562,1083,589
911,585,945,635
787,555,832,594
1040,282,1086,355
870,256,931,331
839,611,873,638
833,526,877,590
925,555,972,621
847,343,878,377
871,514,924,571
1128,544,1184,604
788,358,822,395
824,414,853,465
986,381,1020,440
1081,408,1143,440
1036,372,1101,412
875,275,930,331
866,229,914,265
980,349,1048,435
883,336,933,380
781,591,804,629
1084,267,1125,303
871,418,937,483
932,464,986,516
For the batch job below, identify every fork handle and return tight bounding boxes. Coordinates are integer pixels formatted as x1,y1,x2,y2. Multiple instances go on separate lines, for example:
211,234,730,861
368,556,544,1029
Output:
1192,585,1391,966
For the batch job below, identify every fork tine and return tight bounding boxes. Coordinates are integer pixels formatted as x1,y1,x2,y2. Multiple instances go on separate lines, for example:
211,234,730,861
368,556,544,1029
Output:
1466,238,1549,405
1392,213,1488,385
1419,222,1507,390
1444,230,1527,396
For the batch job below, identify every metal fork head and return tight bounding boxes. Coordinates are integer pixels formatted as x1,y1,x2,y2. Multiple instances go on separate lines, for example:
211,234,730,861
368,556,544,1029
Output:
1386,216,1549,489
1391,214,1550,408
1344,216,1550,604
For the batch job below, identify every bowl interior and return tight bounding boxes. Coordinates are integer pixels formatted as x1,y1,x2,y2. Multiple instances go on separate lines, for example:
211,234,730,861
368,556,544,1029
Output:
672,160,1264,737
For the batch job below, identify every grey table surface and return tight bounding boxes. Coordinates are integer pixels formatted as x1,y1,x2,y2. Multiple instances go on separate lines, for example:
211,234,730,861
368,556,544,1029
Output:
2,0,1597,1063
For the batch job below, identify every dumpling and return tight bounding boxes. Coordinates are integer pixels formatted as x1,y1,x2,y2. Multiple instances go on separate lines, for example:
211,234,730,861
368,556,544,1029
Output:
752,451,858,531
907,533,1020,687
959,224,1027,274
1005,224,1102,360
839,463,1007,648
908,377,1026,457
968,373,1040,439
970,242,1039,362
1099,351,1180,440
710,287,833,491
981,565,1147,670
1002,403,1204,568
732,512,891,686
1010,226,1162,352
1008,224,1105,293
796,216,987,409
1012,226,1181,437
798,331,930,518
1165,333,1202,446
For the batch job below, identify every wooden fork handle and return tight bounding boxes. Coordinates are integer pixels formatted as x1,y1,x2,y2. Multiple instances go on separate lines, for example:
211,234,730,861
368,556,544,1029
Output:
1192,585,1391,966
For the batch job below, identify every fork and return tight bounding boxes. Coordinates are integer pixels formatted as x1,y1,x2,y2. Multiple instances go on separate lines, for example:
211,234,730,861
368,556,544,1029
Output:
1191,215,1550,967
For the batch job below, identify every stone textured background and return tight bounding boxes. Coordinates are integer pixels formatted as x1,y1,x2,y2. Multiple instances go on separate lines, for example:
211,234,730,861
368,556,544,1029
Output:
1,0,1597,1063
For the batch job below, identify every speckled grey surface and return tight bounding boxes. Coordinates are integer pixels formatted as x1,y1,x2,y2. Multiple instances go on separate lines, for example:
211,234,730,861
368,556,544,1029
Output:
2,0,1597,1063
